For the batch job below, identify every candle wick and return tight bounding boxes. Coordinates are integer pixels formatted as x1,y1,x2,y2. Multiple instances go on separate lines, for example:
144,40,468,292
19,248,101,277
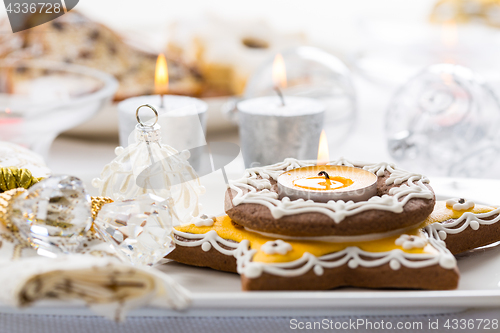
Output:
160,94,165,109
274,86,285,106
318,171,330,180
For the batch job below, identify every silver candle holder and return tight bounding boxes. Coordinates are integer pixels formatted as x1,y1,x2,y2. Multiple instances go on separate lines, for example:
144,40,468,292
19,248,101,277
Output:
237,96,325,168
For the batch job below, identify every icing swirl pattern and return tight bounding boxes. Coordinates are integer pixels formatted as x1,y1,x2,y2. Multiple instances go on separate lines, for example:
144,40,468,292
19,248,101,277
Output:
235,236,455,278
172,215,457,279
425,206,500,240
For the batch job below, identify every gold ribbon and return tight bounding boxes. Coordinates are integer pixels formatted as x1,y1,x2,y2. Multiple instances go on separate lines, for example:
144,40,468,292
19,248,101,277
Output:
0,188,27,231
91,196,114,221
0,166,43,193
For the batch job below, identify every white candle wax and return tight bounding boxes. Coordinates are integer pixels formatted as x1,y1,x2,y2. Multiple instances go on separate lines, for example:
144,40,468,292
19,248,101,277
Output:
277,165,378,203
237,96,324,116
118,95,208,150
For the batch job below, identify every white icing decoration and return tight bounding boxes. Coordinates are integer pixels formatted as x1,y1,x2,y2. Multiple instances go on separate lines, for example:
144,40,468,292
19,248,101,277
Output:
363,161,395,177
228,158,433,223
395,234,428,250
446,198,475,211
235,236,456,278
173,229,239,256
439,255,457,270
425,207,500,239
260,240,292,255
191,214,216,227
173,227,457,279
348,259,358,269
470,221,480,230
313,265,324,276
389,259,401,270
201,242,212,252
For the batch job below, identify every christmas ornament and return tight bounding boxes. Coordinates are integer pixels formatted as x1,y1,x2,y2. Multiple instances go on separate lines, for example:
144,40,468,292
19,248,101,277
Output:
93,193,177,266
0,175,93,256
92,104,205,223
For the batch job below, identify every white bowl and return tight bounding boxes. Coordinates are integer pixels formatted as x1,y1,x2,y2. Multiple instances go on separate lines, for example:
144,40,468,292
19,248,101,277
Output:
0,60,118,157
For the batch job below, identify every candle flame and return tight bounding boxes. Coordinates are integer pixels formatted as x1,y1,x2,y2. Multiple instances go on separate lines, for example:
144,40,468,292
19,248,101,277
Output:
441,20,457,63
272,53,287,89
317,130,329,165
441,21,457,48
155,53,169,95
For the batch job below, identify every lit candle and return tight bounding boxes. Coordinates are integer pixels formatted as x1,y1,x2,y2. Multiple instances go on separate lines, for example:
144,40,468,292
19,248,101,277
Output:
117,54,208,168
237,54,325,167
277,132,377,202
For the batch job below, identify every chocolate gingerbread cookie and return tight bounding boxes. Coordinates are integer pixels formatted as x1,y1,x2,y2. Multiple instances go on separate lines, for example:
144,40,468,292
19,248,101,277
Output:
225,158,436,237
168,215,459,291
424,199,500,254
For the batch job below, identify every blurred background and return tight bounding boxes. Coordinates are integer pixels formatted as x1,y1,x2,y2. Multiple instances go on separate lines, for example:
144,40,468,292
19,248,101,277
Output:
2,0,500,198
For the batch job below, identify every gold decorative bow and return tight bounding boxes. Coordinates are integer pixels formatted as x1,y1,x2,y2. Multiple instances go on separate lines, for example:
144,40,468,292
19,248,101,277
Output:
0,166,43,193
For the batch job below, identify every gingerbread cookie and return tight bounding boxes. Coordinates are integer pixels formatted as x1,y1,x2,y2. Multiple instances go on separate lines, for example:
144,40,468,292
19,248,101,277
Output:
168,215,459,291
225,158,436,237
424,199,500,254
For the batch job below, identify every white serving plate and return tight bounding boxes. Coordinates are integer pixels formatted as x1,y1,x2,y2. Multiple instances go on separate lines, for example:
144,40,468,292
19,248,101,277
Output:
1,177,500,317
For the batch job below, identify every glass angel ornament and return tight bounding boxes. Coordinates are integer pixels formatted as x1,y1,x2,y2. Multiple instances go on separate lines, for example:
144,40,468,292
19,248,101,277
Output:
92,104,205,223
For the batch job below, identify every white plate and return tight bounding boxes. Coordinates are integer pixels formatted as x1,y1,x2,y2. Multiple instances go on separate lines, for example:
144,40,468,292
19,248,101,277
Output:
1,177,500,317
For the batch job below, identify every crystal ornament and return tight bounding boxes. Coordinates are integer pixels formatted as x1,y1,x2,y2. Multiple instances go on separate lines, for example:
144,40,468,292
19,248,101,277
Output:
93,193,177,266
10,175,92,256
386,64,500,177
92,105,205,224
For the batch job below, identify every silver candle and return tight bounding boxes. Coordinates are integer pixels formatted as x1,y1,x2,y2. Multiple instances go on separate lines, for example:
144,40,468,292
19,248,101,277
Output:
237,96,325,168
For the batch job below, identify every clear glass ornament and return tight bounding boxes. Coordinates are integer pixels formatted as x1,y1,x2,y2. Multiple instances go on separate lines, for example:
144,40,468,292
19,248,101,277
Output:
92,104,205,223
386,64,500,177
93,193,176,266
10,175,92,256
242,46,357,149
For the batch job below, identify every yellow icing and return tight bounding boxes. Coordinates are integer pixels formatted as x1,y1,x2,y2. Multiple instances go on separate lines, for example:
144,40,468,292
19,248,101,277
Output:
175,215,436,264
420,201,495,228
